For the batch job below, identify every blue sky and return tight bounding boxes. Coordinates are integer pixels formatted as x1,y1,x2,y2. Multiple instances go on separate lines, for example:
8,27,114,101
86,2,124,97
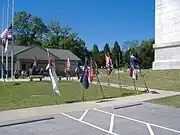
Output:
0,0,155,50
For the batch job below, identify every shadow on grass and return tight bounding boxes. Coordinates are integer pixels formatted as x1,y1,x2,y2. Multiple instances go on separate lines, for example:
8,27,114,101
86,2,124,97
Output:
150,91,160,94
95,91,146,103
64,91,146,104
42,80,51,83
65,99,82,103
12,83,21,86
121,92,135,97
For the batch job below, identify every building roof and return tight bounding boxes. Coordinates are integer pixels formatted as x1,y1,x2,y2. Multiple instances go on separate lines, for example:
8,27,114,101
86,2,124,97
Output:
0,46,29,57
0,45,81,61
47,48,81,61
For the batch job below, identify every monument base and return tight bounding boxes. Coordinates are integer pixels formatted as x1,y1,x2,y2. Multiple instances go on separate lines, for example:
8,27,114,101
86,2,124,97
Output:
153,41,180,70
153,60,180,70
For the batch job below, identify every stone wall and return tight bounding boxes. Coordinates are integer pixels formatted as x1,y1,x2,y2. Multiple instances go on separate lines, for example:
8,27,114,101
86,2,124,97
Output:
153,0,180,70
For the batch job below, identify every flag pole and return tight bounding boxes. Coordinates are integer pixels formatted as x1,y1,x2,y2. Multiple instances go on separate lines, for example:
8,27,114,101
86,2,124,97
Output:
6,0,10,80
107,73,110,87
140,72,149,92
1,5,5,80
91,57,105,99
106,53,111,87
82,87,85,101
107,66,110,87
47,49,57,104
118,52,122,88
130,67,138,93
11,0,14,80
133,78,137,92
96,69,105,99
116,58,121,87
116,58,122,95
81,57,88,101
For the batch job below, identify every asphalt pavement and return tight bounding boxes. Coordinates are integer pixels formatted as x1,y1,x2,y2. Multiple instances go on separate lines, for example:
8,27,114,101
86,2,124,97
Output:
0,102,180,135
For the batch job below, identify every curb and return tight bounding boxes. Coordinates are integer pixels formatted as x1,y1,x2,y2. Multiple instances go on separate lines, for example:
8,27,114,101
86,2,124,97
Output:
114,102,143,109
0,116,54,128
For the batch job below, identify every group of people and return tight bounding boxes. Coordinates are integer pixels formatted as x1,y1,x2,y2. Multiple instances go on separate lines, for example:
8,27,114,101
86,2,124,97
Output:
15,67,46,79
66,53,142,82
65,62,84,80
13,57,50,79
0,53,142,82
65,61,97,81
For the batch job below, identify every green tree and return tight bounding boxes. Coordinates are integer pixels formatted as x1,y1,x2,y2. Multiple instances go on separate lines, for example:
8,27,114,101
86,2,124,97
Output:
111,41,122,68
99,50,105,67
72,38,87,62
43,20,78,49
101,43,111,67
123,40,139,68
14,11,48,46
122,40,139,52
92,44,101,67
47,20,61,36
42,20,87,62
92,44,99,53
103,43,110,54
137,38,154,69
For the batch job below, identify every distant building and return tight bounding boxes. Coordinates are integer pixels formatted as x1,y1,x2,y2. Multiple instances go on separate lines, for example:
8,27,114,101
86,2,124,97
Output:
0,45,81,77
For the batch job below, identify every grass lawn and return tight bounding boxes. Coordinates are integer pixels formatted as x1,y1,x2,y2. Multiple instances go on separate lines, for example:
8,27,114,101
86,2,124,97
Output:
0,80,143,111
98,69,180,92
149,95,180,108
97,69,180,108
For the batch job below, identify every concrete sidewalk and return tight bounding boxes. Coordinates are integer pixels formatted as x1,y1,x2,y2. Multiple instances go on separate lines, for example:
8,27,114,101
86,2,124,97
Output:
0,86,179,122
0,77,78,82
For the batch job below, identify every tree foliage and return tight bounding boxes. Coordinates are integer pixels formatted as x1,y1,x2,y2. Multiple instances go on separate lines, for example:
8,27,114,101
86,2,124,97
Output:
111,41,122,67
137,39,154,69
13,11,154,69
92,44,101,67
14,11,48,46
103,43,110,54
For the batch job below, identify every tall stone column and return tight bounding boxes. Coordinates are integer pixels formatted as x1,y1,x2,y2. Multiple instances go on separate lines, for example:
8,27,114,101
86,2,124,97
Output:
153,0,180,70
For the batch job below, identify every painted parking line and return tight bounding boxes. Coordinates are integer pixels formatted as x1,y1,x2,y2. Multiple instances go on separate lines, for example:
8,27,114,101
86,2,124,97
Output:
79,109,88,121
146,123,154,135
109,114,115,133
0,116,54,128
61,111,119,135
93,108,180,134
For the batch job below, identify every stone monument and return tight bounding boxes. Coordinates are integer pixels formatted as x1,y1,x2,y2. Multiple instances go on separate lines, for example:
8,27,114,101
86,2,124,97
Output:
153,0,180,70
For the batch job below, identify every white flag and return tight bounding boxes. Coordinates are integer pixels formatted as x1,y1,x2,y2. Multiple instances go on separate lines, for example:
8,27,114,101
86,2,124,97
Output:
49,65,60,96
46,50,60,96
132,68,137,80
4,39,8,54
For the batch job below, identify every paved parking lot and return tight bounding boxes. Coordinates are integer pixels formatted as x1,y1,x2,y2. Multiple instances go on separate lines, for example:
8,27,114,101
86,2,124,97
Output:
0,102,180,135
